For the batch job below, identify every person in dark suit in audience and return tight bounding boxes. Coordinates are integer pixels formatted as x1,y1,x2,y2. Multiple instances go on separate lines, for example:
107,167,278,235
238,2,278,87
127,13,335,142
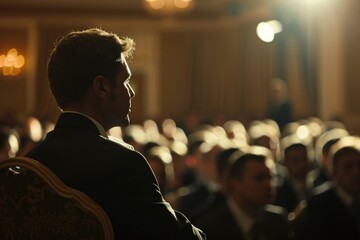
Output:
306,128,349,189
173,127,221,220
274,134,313,213
0,126,19,160
25,28,205,240
194,146,290,240
294,136,360,240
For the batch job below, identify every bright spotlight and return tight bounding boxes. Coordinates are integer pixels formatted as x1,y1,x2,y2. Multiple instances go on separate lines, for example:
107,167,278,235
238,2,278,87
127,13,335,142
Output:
256,20,283,43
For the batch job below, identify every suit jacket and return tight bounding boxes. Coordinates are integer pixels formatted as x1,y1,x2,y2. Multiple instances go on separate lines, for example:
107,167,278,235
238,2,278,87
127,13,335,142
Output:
306,167,330,189
26,113,205,240
274,177,302,213
193,201,290,240
294,183,360,240
175,174,221,221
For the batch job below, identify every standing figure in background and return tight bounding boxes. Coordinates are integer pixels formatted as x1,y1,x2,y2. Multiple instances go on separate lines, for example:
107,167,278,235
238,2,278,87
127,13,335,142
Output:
267,78,293,131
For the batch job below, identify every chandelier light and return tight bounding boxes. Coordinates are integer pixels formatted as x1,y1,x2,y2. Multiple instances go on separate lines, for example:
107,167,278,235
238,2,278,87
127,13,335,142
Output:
256,20,283,43
143,0,194,16
0,48,25,76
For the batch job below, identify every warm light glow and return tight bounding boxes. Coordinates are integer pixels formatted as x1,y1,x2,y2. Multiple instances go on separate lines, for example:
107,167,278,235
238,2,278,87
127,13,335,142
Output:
256,20,283,43
0,55,5,67
257,22,275,43
298,0,327,7
143,0,193,15
267,20,283,34
3,66,12,76
14,55,25,68
108,126,123,138
27,117,43,142
9,133,19,157
147,0,165,9
10,67,21,76
174,0,191,9
296,125,310,140
0,48,25,76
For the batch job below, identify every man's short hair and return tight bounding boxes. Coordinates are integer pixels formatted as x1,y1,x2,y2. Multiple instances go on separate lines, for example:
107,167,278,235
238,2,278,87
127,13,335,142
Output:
228,146,274,179
328,136,360,174
48,28,135,110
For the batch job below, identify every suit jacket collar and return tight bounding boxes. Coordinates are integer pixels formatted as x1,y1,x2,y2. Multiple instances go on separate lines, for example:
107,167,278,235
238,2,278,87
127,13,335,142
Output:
55,112,103,136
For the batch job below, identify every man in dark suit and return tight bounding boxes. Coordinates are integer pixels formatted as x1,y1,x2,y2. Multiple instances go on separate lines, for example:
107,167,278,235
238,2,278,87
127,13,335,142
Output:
306,128,349,189
25,28,205,240
274,135,313,213
194,146,290,240
294,136,360,240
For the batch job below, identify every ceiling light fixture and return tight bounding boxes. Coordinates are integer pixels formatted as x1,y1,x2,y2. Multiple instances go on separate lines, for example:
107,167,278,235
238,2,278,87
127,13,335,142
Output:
143,0,194,16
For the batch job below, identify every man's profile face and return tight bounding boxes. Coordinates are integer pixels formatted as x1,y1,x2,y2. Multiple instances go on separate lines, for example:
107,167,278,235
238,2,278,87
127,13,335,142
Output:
284,146,310,181
333,150,360,197
105,54,135,128
233,160,274,208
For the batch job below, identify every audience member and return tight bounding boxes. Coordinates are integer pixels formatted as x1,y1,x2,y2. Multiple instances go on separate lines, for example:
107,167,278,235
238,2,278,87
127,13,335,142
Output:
174,126,225,220
294,136,360,240
25,28,205,240
306,128,349,189
194,146,290,240
274,134,314,213
167,140,189,189
146,145,174,194
247,120,280,161
215,146,244,198
122,124,147,151
191,145,246,222
247,120,289,202
16,116,44,157
305,117,325,145
223,120,248,148
161,118,188,144
0,126,19,160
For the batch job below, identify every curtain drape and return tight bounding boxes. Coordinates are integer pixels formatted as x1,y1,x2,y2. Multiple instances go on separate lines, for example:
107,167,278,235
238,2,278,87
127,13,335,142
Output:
160,23,276,124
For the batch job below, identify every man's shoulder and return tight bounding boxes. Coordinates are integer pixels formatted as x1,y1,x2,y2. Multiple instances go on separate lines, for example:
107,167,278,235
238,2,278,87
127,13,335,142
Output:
308,182,336,202
99,136,147,163
264,204,288,217
306,182,340,211
105,136,135,151
263,204,289,226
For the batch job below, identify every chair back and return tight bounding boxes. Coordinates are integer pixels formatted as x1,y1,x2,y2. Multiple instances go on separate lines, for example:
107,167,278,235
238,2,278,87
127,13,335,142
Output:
0,157,114,240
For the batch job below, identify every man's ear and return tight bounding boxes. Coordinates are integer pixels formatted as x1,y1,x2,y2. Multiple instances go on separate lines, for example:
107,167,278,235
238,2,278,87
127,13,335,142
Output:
93,75,112,99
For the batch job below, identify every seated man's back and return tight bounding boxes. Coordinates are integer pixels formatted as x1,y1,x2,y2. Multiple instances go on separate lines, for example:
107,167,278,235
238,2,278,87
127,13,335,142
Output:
26,28,205,240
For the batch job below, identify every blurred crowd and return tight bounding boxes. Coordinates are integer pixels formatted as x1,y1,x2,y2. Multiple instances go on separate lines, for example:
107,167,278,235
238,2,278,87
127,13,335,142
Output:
1,113,359,239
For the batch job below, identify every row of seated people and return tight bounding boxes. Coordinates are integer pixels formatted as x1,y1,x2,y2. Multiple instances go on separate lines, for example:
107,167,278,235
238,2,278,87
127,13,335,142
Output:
1,115,359,239
0,115,54,160
120,117,360,240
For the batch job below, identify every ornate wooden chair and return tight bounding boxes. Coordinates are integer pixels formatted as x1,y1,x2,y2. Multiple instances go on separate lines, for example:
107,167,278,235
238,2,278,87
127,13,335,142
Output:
0,157,114,240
